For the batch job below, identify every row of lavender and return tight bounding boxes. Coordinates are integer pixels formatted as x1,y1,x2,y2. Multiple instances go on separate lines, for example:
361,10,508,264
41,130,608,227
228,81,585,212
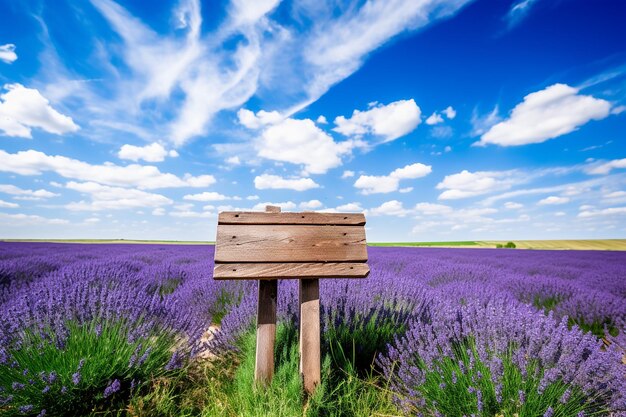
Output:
0,242,625,415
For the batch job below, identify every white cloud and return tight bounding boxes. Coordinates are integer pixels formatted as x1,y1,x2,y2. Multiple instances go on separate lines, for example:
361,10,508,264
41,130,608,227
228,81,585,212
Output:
84,217,101,224
254,174,320,191
504,201,523,209
300,200,323,210
477,84,612,146
333,99,421,142
0,184,59,200
335,202,364,212
0,212,69,225
442,106,456,119
586,158,626,175
183,192,237,202
152,207,166,216
506,0,540,28
170,209,215,218
399,187,413,193
437,170,518,200
118,142,178,162
354,162,432,194
537,196,570,205
425,112,444,125
0,84,79,138
578,207,626,218
65,181,172,211
300,0,472,108
246,195,259,200
0,149,215,190
0,44,17,63
316,115,328,124
237,108,283,129
257,118,358,174
368,200,411,217
341,170,355,179
226,156,241,165
0,199,19,208
414,202,453,215
252,201,297,211
444,146,452,152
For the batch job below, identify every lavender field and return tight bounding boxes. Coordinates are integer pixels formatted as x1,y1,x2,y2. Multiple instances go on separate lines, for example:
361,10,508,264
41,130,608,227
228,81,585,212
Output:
1,242,625,416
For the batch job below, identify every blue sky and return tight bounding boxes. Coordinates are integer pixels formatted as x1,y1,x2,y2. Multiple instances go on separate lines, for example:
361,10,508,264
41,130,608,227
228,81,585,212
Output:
0,0,625,242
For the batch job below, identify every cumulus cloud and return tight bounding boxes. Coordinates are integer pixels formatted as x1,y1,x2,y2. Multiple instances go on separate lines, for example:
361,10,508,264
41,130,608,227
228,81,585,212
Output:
300,199,323,210
537,196,570,205
65,181,172,211
442,106,456,119
425,112,444,125
333,99,421,142
226,156,241,165
341,170,355,179
585,158,626,175
0,84,79,138
257,118,359,174
437,169,518,200
504,201,523,209
0,44,17,63
477,84,612,146
0,184,59,200
118,142,178,162
237,108,283,129
368,200,411,217
254,174,320,191
354,162,432,194
414,202,453,215
335,202,364,212
252,201,297,211
183,192,240,201
0,149,215,189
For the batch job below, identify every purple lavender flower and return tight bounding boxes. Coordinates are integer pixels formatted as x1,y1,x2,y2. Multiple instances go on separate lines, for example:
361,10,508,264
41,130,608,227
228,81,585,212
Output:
103,379,121,398
12,382,25,390
71,372,81,385
543,407,554,417
18,404,34,414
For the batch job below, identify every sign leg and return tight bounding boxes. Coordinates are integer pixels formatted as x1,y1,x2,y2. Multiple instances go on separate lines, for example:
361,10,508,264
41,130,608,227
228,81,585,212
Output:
299,278,320,395
255,279,277,386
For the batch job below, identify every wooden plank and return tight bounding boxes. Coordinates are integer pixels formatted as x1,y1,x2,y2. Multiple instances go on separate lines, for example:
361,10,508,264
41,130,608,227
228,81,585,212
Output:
254,206,280,387
214,262,369,279
255,279,277,386
299,279,320,395
219,211,365,226
215,225,367,263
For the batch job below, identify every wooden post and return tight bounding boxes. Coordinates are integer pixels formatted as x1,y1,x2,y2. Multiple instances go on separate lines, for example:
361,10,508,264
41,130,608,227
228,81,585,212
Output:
254,205,280,386
299,278,320,395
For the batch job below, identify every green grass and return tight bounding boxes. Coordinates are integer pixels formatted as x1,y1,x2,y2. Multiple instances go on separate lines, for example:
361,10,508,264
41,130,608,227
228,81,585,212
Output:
124,323,400,417
0,320,182,416
407,339,605,417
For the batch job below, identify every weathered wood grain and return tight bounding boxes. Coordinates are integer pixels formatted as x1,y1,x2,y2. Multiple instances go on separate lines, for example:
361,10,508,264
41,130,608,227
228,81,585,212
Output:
255,279,277,386
299,279,320,395
215,225,367,263
219,211,365,226
214,262,369,279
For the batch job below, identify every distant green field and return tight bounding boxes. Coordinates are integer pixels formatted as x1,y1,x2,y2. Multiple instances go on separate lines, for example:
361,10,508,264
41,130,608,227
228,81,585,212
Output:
370,241,479,247
371,239,626,250
2,239,625,250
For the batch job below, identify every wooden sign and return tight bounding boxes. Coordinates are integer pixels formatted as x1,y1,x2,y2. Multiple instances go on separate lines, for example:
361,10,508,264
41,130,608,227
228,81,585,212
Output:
213,206,369,394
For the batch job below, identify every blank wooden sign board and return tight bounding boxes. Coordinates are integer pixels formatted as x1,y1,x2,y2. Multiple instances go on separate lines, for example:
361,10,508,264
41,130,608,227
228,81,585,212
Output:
213,206,369,395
